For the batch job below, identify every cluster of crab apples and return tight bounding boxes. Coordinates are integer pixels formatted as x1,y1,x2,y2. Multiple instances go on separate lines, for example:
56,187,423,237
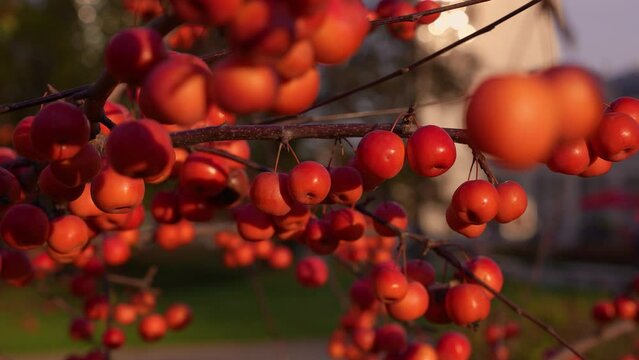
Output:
322,256,503,359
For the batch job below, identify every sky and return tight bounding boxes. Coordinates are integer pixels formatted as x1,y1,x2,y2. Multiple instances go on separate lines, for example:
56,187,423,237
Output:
560,0,639,78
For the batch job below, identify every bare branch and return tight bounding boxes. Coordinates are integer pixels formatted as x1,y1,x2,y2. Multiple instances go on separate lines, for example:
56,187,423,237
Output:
548,321,636,360
171,122,468,147
371,0,490,27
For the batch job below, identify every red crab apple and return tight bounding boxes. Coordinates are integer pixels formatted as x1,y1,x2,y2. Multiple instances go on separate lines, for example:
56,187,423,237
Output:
138,314,168,342
105,27,167,83
169,0,242,26
436,331,472,360
102,327,125,349
385,281,429,321
91,165,145,214
288,161,331,205
445,283,491,325
164,303,193,330
407,125,456,177
451,180,499,225
590,112,639,162
495,180,528,223
31,102,90,161
372,201,408,236
0,204,49,250
295,256,329,287
357,130,405,180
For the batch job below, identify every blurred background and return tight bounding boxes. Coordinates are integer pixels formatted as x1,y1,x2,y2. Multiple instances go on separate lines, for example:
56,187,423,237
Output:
0,0,637,359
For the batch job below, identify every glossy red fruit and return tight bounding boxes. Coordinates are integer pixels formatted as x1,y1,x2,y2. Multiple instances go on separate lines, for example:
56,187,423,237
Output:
132,290,157,315
228,0,295,58
446,205,487,238
590,112,639,161
84,295,109,321
69,317,94,341
101,101,132,134
68,184,105,218
268,245,293,269
250,172,296,216
436,331,472,360
374,323,407,354
140,55,213,126
311,0,370,64
107,119,175,178
91,165,145,214
164,303,193,330
0,204,49,250
179,151,228,198
170,0,242,25
609,97,639,124
0,168,21,212
579,156,612,177
139,314,168,342
462,256,503,298
12,116,46,160
275,40,315,80
234,204,275,241
466,74,559,169
495,181,528,223
295,256,329,287
272,202,311,231
327,166,363,205
50,143,101,187
614,297,637,320
372,201,408,236
0,250,34,286
48,215,89,255
31,102,90,161
350,278,377,310
105,28,167,83
329,208,366,241
406,259,436,288
415,0,441,24
592,300,616,324
102,327,125,349
151,191,181,224
541,65,604,141
38,165,84,202
102,235,131,266
287,161,331,205
387,2,416,41
211,55,279,114
114,303,137,325
445,283,491,325
386,281,429,321
547,139,592,175
376,0,399,18
407,125,456,177
373,265,407,302
273,67,321,115
357,130,405,179
451,180,499,225
178,192,216,222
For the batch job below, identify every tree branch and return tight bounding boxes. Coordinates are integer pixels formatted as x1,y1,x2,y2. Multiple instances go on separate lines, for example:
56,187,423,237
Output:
171,122,468,147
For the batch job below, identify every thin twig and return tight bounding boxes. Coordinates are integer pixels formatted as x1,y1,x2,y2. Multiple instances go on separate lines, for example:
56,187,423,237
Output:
371,0,490,27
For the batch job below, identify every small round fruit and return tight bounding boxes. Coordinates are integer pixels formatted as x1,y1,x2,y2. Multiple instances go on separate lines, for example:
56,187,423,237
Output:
451,180,499,224
436,331,472,360
590,112,639,162
385,281,429,321
445,283,491,325
407,125,456,177
31,102,90,161
372,201,408,237
138,314,168,342
357,130,405,179
105,28,167,84
164,303,193,330
0,204,49,250
466,74,559,169
295,256,329,287
288,161,331,205
495,181,528,223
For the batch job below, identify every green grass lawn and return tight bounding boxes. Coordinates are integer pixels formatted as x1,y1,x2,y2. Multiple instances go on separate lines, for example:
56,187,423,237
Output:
0,244,635,359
